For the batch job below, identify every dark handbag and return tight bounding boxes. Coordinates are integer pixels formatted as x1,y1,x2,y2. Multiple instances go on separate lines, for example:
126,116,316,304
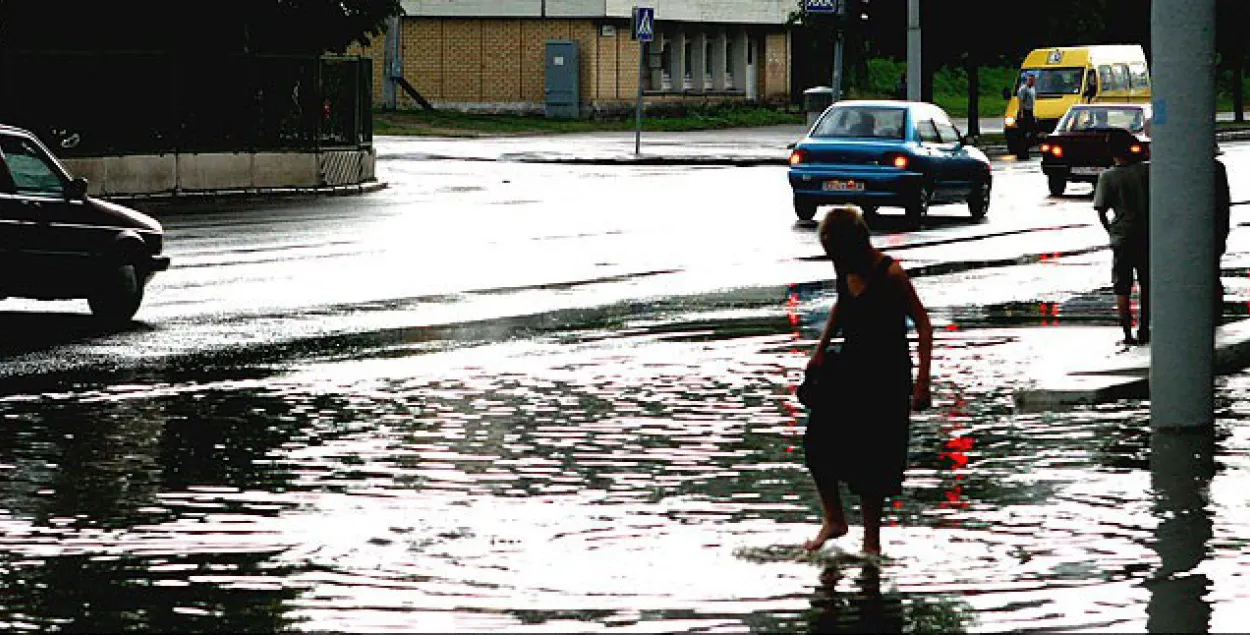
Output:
796,346,846,411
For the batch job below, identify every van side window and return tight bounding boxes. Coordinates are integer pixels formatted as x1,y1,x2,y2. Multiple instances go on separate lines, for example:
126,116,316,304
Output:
916,119,941,144
1129,62,1150,91
1111,64,1130,92
1098,65,1114,92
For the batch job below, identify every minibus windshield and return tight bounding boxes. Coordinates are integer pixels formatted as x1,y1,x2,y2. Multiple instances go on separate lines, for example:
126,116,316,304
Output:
1018,68,1085,96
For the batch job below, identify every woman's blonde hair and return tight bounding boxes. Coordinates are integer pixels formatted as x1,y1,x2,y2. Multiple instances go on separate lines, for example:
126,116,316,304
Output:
817,205,874,273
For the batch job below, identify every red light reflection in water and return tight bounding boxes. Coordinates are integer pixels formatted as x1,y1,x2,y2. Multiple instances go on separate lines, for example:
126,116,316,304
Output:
936,396,975,522
1038,301,1060,327
881,234,907,248
784,284,805,454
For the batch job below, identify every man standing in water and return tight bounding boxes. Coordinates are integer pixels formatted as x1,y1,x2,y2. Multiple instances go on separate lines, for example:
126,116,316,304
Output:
1093,129,1150,346
1214,146,1231,322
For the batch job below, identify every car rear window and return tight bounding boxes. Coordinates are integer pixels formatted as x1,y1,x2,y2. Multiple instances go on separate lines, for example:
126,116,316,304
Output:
812,107,907,140
1056,107,1147,133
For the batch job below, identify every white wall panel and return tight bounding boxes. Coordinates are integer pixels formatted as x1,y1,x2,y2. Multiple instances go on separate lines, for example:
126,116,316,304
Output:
401,0,790,23
604,0,791,24
400,0,544,17
546,0,607,16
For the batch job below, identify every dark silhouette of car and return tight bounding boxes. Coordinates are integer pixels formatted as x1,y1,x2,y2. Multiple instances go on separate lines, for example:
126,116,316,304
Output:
787,100,993,225
1040,103,1152,196
0,124,170,322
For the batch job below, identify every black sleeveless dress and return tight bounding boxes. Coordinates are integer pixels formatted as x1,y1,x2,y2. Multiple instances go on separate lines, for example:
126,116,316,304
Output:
803,255,913,498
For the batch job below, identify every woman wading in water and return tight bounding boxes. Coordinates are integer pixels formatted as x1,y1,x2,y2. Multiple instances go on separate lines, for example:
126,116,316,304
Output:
802,205,933,555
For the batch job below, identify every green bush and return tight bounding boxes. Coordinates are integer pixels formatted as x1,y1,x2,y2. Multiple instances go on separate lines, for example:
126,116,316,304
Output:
861,57,1247,118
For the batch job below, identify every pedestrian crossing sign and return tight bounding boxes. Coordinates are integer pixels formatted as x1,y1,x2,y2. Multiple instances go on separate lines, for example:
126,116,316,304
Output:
632,7,654,42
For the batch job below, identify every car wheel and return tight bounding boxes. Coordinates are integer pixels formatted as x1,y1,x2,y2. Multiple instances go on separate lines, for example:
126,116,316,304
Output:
1005,131,1023,157
968,178,991,220
1048,175,1067,196
794,197,818,222
88,263,145,324
906,182,931,226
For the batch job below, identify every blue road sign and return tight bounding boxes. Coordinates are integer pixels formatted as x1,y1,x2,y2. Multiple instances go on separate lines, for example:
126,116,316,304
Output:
805,0,840,13
633,7,655,42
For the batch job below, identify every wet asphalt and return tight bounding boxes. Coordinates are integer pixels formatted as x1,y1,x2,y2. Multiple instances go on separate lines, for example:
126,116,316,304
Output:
0,133,1247,632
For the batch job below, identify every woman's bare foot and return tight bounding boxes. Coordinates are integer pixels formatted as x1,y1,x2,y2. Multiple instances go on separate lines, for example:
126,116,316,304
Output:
802,520,849,551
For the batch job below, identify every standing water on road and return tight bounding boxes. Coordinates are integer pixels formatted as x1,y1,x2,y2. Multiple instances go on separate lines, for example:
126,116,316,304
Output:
1,289,1250,633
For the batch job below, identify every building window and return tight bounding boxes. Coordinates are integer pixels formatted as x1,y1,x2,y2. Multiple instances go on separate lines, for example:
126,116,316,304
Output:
704,39,714,90
683,40,693,89
660,41,672,91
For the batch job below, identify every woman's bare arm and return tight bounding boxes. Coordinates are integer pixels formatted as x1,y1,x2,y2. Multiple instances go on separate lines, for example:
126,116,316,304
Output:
809,301,840,367
892,263,933,409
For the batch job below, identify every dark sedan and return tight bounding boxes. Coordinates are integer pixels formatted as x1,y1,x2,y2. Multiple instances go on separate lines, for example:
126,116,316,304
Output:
0,124,170,322
788,100,993,225
1040,103,1151,196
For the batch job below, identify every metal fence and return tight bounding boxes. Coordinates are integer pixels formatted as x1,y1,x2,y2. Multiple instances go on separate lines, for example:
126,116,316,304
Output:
0,52,372,157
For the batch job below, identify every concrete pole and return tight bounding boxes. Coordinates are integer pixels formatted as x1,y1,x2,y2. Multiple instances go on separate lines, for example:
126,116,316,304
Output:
906,0,921,101
382,15,401,110
1150,0,1217,429
831,0,845,101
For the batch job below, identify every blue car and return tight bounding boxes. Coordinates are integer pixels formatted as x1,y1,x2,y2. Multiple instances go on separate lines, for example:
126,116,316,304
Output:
788,100,992,224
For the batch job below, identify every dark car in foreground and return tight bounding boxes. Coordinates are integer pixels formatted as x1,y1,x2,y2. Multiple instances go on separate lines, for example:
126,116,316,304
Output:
787,100,992,225
1040,103,1151,196
0,124,170,322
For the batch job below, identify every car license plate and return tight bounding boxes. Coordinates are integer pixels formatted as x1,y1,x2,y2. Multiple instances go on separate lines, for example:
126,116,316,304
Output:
823,179,865,192
1071,166,1105,176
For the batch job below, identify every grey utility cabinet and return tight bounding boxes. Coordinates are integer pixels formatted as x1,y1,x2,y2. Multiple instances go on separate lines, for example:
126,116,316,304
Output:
545,40,580,118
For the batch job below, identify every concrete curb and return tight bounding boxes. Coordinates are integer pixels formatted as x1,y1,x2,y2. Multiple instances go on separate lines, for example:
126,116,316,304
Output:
107,179,388,204
1014,318,1250,411
478,129,1246,167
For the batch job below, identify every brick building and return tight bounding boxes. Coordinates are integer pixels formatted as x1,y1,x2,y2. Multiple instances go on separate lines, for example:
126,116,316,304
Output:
350,0,794,116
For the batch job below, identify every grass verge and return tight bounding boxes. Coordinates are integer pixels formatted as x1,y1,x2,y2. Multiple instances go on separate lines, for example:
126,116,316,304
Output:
373,104,805,137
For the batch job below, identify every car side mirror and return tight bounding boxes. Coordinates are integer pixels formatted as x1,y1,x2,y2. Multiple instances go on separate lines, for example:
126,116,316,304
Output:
786,141,797,150
66,176,88,200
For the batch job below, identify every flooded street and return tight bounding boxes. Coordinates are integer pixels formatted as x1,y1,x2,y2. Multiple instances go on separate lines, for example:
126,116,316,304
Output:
1,142,1249,632
4,300,1250,632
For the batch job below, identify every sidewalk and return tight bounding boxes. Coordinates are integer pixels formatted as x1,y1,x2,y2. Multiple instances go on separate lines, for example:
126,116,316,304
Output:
1014,319,1250,411
374,124,814,166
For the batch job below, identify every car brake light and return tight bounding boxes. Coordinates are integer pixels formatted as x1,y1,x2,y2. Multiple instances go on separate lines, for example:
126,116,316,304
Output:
1130,143,1143,155
1050,145,1063,158
881,153,909,169
1040,143,1051,153
789,149,807,166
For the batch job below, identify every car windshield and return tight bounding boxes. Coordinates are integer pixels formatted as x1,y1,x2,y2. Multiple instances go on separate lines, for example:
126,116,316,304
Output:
1056,106,1147,133
811,106,907,140
1019,68,1084,96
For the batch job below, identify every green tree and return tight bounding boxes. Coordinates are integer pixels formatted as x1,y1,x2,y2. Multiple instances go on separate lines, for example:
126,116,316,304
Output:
1218,0,1249,122
0,0,403,54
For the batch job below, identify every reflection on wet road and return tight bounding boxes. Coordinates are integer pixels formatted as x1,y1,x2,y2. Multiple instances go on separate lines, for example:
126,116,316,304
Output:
4,294,1250,632
1,143,1249,631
